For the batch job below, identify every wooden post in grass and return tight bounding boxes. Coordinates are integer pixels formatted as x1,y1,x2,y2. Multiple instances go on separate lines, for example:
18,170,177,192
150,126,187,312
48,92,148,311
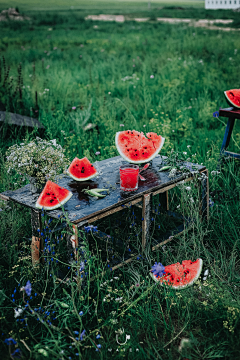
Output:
142,193,152,251
31,209,43,266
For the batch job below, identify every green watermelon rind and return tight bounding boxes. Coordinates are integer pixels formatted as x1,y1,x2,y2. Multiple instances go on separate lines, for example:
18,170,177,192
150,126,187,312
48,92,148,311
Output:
115,131,165,164
149,258,203,290
224,90,240,109
35,185,73,211
67,157,99,181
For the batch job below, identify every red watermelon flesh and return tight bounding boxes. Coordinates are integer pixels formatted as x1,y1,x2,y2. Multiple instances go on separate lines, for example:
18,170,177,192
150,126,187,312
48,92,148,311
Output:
36,180,73,210
150,259,203,289
115,130,165,164
224,89,240,109
67,157,98,181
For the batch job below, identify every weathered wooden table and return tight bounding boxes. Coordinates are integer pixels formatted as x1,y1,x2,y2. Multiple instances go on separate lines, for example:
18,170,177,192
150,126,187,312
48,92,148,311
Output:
219,107,240,160
1,155,209,270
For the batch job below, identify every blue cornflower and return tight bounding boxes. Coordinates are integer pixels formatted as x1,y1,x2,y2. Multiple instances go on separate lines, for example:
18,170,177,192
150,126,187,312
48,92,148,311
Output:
84,225,98,233
128,248,131,252
96,334,101,339
14,288,16,293
209,198,214,208
4,338,17,345
74,331,79,335
151,262,165,278
79,311,83,316
21,280,32,296
11,348,21,359
158,225,161,229
58,215,60,218
80,329,86,341
41,232,44,236
213,111,219,118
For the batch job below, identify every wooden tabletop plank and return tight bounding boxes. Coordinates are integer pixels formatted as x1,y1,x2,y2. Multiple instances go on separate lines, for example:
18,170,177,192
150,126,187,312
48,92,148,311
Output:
219,107,240,119
2,155,205,223
0,111,45,129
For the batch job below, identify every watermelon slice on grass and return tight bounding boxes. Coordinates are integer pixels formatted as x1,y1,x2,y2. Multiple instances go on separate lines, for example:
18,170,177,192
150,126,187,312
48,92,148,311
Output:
115,130,165,164
224,89,240,109
150,259,203,289
67,157,98,181
36,180,73,210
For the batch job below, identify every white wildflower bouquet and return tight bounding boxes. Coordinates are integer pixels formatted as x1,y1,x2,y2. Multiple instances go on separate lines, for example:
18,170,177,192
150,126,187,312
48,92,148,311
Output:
5,137,70,187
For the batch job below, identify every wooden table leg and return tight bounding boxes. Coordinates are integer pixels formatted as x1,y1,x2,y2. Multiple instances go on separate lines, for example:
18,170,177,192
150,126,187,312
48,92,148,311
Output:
200,169,209,221
142,193,152,251
31,209,42,266
66,223,78,263
158,191,169,212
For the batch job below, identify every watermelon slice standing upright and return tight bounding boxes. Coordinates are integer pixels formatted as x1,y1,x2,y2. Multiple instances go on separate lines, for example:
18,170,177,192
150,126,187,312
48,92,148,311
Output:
150,259,203,289
67,157,98,181
115,130,165,164
224,89,240,109
36,180,73,210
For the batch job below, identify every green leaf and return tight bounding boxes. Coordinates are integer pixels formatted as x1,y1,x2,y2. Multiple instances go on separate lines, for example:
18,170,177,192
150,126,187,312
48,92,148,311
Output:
59,301,69,308
38,349,48,357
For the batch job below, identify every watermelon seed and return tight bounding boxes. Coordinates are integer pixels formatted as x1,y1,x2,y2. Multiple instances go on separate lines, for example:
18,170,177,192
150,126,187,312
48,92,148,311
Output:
76,164,78,166
91,165,93,167
50,199,54,203
46,193,50,195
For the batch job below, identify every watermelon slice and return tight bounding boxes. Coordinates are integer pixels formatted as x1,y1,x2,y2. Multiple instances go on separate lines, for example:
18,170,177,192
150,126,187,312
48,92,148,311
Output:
150,259,203,289
224,89,240,109
67,157,98,181
36,180,73,210
115,130,165,164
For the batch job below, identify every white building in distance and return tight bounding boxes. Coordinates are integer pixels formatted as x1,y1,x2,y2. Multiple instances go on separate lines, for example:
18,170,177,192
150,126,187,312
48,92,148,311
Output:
205,0,240,8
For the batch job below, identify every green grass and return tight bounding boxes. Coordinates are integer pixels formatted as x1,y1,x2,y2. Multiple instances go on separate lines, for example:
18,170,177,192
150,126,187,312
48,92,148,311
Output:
1,8,240,360
1,0,205,12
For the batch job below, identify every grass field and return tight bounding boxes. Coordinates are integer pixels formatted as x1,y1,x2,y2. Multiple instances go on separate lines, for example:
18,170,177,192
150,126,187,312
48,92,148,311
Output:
1,0,205,12
1,5,240,360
